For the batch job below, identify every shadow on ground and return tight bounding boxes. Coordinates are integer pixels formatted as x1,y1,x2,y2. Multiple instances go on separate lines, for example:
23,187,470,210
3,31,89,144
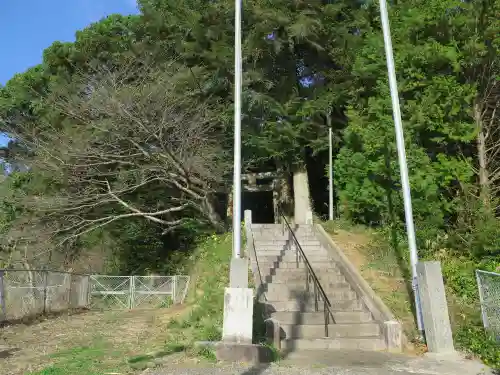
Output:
240,288,310,375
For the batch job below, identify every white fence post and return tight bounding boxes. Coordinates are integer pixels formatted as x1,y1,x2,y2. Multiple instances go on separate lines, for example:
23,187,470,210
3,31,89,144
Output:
82,275,90,308
172,275,177,304
476,269,500,342
129,276,135,309
476,270,490,330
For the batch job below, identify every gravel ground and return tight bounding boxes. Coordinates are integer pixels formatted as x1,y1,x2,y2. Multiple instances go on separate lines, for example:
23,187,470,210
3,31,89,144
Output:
146,362,491,375
145,350,494,375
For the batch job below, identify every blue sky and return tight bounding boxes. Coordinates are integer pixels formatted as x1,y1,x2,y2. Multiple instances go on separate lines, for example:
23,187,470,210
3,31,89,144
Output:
0,0,140,147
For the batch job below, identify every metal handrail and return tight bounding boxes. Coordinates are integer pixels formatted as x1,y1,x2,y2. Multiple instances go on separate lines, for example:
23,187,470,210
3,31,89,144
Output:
246,226,267,302
279,210,336,336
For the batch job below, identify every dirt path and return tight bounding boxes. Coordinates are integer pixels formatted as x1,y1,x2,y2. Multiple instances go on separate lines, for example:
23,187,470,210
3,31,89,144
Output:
0,306,187,375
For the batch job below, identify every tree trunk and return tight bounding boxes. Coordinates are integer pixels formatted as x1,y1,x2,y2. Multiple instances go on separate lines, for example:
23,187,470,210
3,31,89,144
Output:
475,102,490,206
293,163,312,224
275,160,293,218
201,194,224,232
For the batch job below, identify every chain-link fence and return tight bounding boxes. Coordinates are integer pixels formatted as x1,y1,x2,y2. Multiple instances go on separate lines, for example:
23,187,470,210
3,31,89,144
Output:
0,270,191,321
0,269,90,322
476,270,500,341
89,275,190,310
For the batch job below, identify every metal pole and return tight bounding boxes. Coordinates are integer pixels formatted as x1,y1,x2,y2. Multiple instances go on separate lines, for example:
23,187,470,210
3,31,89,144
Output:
0,270,6,320
232,0,243,259
379,0,424,339
475,270,489,330
327,113,334,221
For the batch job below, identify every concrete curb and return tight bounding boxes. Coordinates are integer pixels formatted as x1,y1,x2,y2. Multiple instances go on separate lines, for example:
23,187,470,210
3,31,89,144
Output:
315,223,406,352
195,341,276,363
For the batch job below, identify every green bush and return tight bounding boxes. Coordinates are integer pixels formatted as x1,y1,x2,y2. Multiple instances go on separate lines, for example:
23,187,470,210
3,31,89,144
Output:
455,325,500,370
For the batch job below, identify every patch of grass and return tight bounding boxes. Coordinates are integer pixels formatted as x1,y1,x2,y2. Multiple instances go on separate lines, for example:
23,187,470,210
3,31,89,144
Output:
192,345,217,361
27,341,129,375
131,232,232,368
324,221,421,345
158,296,174,309
455,325,500,369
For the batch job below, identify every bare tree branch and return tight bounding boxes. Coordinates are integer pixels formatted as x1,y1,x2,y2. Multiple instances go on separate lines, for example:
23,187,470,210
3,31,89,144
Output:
5,60,230,245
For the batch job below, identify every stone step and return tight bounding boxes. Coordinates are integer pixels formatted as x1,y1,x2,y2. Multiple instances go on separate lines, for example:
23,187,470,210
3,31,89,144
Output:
263,273,346,285
251,224,284,229
281,337,386,351
255,245,324,252
265,282,350,295
255,253,328,261
254,238,319,243
270,311,373,324
253,240,322,247
252,230,316,237
280,323,381,339
265,289,357,301
251,224,314,230
256,254,329,263
268,268,344,279
256,261,334,270
267,279,348,290
268,299,363,312
252,229,315,235
255,251,327,259
252,235,318,241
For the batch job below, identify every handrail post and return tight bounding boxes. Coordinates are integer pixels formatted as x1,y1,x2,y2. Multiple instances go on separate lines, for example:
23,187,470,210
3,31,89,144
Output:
324,301,329,337
306,268,310,293
296,240,299,268
314,282,318,311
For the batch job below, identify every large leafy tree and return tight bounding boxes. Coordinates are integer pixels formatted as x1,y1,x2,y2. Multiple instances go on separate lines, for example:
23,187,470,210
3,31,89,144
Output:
237,0,365,219
0,7,231,270
335,0,499,249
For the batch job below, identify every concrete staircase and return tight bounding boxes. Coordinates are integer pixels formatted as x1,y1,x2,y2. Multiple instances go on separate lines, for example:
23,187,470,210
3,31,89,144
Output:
250,223,387,352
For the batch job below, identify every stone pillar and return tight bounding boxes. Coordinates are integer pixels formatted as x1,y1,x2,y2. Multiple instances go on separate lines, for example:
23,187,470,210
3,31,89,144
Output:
80,276,90,308
228,210,251,289
272,189,279,224
222,287,254,343
293,168,311,224
384,320,403,353
244,210,252,237
213,209,273,363
230,259,248,288
222,213,254,349
306,211,313,225
417,261,456,355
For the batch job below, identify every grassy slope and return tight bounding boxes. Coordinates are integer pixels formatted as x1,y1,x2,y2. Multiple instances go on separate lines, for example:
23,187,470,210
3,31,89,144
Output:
26,232,233,374
322,220,500,367
322,221,421,348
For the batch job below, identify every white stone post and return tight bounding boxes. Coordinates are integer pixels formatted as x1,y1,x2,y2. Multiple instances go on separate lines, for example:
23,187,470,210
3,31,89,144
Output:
223,209,253,344
417,261,456,356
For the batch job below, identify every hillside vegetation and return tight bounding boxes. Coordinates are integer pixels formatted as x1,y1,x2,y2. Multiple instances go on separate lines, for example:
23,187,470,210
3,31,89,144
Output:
0,0,499,370
0,232,232,375
323,220,500,368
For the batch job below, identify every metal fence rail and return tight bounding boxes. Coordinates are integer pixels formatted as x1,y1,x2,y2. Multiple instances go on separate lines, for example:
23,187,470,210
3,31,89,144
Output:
0,270,191,321
476,269,500,340
89,275,190,310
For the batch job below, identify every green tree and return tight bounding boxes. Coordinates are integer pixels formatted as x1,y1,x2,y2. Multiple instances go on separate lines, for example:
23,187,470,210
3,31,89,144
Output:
335,0,489,246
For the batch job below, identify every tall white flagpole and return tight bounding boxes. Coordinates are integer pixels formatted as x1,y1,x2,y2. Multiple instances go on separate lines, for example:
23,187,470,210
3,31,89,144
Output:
232,0,243,258
328,113,334,221
379,0,424,338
